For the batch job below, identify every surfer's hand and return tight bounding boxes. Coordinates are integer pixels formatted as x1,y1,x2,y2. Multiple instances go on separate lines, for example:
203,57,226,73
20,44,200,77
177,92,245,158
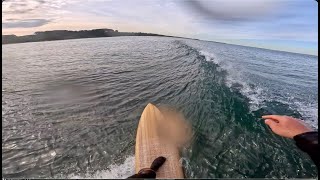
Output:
262,115,313,138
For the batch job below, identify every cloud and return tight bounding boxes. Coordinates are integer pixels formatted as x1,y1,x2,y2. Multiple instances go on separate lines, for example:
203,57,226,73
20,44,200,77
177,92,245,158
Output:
1,0,318,51
2,0,44,14
182,0,283,22
2,0,74,23
2,18,51,28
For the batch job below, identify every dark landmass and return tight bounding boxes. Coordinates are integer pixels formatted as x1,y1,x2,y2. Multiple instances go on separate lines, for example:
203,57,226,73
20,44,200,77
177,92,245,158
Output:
2,28,315,56
2,28,188,44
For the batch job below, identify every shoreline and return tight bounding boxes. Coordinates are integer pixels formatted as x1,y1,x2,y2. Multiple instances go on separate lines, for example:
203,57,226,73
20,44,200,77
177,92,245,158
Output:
2,29,316,57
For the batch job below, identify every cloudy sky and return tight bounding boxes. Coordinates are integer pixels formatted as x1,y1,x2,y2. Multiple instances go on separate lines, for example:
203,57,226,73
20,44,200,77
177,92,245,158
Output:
2,0,318,55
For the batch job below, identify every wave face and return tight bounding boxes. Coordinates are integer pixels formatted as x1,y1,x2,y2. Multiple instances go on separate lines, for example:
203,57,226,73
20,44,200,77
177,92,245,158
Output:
2,37,318,178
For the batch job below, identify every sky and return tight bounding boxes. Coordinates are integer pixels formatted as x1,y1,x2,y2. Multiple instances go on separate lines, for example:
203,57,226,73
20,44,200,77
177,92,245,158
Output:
2,0,318,56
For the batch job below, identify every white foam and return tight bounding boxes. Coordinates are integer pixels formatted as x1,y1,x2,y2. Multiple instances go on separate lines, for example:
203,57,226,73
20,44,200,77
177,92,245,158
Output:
200,49,318,129
199,50,264,111
294,101,318,129
68,156,135,179
199,50,219,64
231,79,264,111
224,69,318,129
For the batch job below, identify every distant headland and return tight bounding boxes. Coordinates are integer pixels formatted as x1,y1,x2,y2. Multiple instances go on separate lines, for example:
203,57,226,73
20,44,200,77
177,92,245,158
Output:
2,28,194,44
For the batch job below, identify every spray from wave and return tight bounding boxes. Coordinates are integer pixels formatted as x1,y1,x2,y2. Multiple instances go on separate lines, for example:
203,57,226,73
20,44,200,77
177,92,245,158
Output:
199,50,264,111
198,49,317,129
68,156,135,179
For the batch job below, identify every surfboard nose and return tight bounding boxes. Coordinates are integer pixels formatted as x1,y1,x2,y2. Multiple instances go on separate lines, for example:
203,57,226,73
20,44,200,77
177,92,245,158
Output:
146,103,155,108
143,103,157,115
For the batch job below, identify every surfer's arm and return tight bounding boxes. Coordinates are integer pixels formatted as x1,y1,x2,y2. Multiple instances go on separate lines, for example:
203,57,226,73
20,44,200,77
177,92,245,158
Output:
293,131,319,169
262,115,319,169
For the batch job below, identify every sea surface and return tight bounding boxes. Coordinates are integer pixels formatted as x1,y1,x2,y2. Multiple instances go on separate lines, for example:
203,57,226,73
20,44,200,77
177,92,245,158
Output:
2,36,318,178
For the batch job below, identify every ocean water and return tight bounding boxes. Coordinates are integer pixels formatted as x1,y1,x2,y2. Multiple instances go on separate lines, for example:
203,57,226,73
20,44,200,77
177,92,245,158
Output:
2,36,318,178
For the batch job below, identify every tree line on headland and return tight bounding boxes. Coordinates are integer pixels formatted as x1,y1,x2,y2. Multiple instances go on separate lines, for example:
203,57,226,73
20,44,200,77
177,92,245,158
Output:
2,28,180,44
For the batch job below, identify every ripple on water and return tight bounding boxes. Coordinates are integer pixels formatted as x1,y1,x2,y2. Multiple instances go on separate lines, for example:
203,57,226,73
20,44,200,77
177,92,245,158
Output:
2,37,318,178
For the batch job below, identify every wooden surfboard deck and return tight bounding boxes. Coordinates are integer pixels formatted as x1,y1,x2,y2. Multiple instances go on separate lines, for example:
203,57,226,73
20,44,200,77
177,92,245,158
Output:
135,103,184,178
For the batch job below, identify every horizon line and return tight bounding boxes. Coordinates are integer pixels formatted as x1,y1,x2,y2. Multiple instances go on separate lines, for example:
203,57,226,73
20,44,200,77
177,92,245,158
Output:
2,28,318,57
